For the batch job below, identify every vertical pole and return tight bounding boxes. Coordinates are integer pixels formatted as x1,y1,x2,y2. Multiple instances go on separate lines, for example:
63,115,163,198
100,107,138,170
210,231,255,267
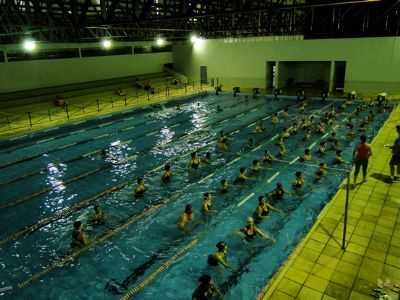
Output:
342,171,350,250
97,99,100,112
27,112,32,128
147,91,150,101
124,95,127,106
48,109,52,121
185,83,187,94
192,81,195,90
111,100,114,108
65,104,70,120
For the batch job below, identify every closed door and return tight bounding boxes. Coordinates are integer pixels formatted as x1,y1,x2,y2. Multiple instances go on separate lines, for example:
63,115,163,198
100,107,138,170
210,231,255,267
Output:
200,66,208,84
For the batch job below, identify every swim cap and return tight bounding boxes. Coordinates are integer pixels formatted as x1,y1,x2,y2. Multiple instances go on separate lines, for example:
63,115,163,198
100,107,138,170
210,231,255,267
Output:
247,217,254,224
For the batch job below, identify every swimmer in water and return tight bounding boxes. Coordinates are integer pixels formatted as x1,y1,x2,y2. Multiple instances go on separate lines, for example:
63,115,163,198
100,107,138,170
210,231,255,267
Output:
253,195,282,223
216,105,223,113
71,220,88,249
201,152,211,165
178,204,194,233
189,152,201,170
217,131,229,152
262,149,275,164
91,205,105,225
134,177,145,198
207,241,231,270
302,129,311,141
254,121,265,133
300,149,312,162
202,192,214,214
315,162,327,181
238,217,275,242
318,141,326,155
271,113,279,125
250,159,266,174
334,150,345,165
292,171,305,192
233,167,253,184
277,139,287,157
267,182,290,203
161,164,172,183
192,274,222,300
282,107,289,118
219,179,229,194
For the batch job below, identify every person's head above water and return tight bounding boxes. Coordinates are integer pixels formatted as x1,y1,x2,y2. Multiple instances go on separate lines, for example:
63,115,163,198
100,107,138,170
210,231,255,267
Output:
216,241,227,252
277,182,283,188
258,195,265,203
221,179,226,184
185,204,193,214
305,149,310,155
203,192,211,199
74,220,82,230
240,167,246,174
247,217,254,225
137,177,144,184
295,171,302,178
191,152,197,158
205,152,211,159
198,274,211,285
360,134,367,143
94,205,100,212
252,160,259,165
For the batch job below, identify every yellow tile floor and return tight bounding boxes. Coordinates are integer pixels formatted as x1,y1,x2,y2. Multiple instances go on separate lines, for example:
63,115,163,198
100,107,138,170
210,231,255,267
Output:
259,105,400,300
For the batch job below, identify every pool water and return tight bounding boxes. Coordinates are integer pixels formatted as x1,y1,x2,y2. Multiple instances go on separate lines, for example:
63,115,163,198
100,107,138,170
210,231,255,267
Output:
0,93,391,300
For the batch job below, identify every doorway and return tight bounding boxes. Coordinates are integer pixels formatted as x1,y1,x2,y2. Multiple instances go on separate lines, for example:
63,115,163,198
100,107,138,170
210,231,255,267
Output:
266,61,276,90
334,61,346,92
200,66,208,84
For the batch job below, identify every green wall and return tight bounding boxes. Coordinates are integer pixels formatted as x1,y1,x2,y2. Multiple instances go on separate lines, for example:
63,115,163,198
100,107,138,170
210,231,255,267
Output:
173,36,400,94
0,42,172,93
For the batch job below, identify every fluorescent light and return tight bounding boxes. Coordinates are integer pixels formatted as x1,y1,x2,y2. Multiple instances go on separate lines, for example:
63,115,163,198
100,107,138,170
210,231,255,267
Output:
23,39,37,52
156,37,166,46
101,39,112,49
190,34,199,43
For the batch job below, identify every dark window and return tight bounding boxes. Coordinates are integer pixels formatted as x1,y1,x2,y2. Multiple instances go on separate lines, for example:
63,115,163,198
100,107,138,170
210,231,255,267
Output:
81,46,132,57
151,45,172,53
0,51,4,62
7,48,80,62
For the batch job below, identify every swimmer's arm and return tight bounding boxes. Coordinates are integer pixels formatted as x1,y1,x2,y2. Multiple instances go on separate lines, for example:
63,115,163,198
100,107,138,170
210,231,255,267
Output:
266,203,284,214
255,227,275,243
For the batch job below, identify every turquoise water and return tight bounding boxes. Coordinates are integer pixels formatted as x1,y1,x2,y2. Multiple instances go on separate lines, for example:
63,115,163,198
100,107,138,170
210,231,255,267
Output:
0,93,390,299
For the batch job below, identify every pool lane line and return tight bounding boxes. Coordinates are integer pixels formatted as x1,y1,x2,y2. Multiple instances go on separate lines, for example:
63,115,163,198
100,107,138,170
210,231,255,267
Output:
267,172,280,183
237,192,255,207
0,105,280,209
17,203,162,289
119,239,198,300
12,101,342,288
0,98,269,172
0,108,301,247
0,100,287,186
0,93,252,155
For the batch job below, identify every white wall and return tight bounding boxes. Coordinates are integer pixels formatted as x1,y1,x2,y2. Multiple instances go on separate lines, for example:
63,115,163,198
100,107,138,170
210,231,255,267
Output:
0,42,172,93
173,36,400,94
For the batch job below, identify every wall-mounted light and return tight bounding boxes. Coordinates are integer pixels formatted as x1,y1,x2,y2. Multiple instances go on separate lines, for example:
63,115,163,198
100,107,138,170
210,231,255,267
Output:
156,37,166,46
22,39,37,52
101,39,112,49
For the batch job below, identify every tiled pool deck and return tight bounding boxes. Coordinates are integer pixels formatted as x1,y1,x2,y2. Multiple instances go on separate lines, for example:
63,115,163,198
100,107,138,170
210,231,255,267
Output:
259,104,400,300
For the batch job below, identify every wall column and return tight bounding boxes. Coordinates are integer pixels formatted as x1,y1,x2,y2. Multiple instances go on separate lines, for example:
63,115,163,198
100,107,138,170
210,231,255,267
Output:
274,60,280,89
329,60,335,93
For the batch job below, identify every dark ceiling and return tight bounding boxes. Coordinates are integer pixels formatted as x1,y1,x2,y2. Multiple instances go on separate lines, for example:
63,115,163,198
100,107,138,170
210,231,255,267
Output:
0,0,399,43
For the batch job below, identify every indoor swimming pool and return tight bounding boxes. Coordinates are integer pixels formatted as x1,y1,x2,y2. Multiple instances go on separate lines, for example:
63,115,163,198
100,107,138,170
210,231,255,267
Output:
0,92,391,300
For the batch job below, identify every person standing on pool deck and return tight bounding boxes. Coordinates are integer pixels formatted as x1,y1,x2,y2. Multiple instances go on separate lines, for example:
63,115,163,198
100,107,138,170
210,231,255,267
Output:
386,125,400,182
353,134,372,184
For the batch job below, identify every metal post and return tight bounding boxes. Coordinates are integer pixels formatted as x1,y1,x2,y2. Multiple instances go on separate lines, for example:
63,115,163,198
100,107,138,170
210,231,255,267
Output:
111,100,114,108
185,83,187,94
65,104,70,120
27,112,32,128
124,95,127,106
97,99,100,112
48,109,52,121
147,91,150,101
192,81,195,90
342,171,351,250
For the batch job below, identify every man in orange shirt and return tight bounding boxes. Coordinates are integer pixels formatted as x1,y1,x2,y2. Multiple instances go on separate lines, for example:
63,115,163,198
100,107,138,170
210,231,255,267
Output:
353,134,372,184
